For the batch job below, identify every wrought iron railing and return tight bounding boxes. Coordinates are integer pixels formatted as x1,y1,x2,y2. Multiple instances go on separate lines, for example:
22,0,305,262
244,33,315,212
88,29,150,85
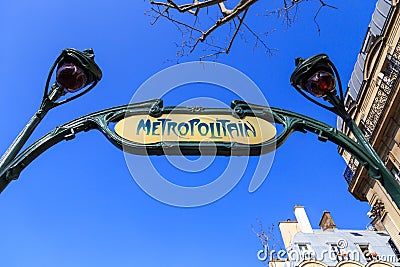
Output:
343,39,400,184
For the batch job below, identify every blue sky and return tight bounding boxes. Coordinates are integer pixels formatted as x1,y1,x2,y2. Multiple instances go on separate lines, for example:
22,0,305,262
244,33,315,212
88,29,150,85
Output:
0,1,377,266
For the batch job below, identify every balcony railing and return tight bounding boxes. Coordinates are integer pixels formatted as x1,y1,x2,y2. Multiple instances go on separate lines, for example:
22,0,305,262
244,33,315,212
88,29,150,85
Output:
343,39,400,184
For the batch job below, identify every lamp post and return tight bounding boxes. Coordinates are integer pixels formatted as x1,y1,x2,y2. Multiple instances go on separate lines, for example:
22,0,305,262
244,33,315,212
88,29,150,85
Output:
0,48,102,190
290,53,400,207
0,51,398,211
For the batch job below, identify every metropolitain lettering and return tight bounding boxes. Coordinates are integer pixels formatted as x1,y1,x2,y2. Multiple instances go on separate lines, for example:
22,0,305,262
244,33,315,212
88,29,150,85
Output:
136,118,257,138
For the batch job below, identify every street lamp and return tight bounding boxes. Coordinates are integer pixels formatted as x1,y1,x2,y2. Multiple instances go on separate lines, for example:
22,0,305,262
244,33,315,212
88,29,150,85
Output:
0,48,102,189
0,52,398,211
290,53,400,207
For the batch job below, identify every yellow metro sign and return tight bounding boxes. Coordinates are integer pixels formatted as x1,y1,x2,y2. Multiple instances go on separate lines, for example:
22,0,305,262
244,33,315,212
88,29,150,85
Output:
114,113,276,145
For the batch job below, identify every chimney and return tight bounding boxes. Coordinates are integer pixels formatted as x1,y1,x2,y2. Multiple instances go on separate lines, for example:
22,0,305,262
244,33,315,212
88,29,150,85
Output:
294,206,313,233
319,211,337,231
278,219,300,249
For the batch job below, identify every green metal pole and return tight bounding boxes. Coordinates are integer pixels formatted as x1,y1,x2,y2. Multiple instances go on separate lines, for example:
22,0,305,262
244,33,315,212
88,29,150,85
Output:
290,53,400,209
348,118,400,207
0,101,52,175
0,101,397,201
0,93,58,191
325,93,400,208
0,47,102,191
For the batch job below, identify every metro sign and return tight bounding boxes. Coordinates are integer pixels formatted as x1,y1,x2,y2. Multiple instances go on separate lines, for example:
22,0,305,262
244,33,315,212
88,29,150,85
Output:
115,114,275,145
112,99,277,156
0,98,374,189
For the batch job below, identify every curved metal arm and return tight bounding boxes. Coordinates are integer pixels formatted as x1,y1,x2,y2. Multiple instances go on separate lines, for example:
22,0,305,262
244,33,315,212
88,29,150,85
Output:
0,97,53,176
290,53,400,207
0,48,102,183
0,100,161,191
2,100,398,206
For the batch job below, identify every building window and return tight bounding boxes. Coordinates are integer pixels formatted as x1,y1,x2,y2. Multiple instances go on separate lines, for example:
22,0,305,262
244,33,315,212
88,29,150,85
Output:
298,244,314,260
377,232,389,236
331,244,340,254
330,244,344,261
351,232,363,237
361,31,378,54
298,244,307,252
391,167,400,184
359,244,373,262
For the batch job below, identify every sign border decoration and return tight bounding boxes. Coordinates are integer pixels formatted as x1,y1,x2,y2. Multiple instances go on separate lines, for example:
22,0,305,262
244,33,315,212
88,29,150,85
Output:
0,98,376,193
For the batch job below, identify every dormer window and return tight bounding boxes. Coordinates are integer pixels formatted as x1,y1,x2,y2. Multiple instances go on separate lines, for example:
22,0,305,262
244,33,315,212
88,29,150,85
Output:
361,30,378,54
297,244,314,260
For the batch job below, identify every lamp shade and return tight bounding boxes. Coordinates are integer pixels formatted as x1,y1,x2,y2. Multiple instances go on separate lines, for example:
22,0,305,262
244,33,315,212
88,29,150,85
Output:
290,54,337,98
304,70,336,97
56,62,88,92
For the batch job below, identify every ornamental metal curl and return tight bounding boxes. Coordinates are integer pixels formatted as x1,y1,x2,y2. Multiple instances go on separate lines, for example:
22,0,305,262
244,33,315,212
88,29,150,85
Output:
0,99,390,194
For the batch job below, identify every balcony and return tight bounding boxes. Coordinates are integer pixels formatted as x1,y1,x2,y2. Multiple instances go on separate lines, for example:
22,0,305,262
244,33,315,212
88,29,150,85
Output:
343,40,400,184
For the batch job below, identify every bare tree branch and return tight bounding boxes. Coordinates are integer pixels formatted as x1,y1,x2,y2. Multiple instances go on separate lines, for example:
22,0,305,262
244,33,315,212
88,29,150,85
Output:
252,218,275,248
251,218,284,263
267,0,337,31
148,0,337,59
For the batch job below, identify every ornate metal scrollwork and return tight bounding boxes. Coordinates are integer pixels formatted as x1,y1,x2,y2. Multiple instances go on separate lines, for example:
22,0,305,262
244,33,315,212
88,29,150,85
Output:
0,99,387,194
343,39,400,182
